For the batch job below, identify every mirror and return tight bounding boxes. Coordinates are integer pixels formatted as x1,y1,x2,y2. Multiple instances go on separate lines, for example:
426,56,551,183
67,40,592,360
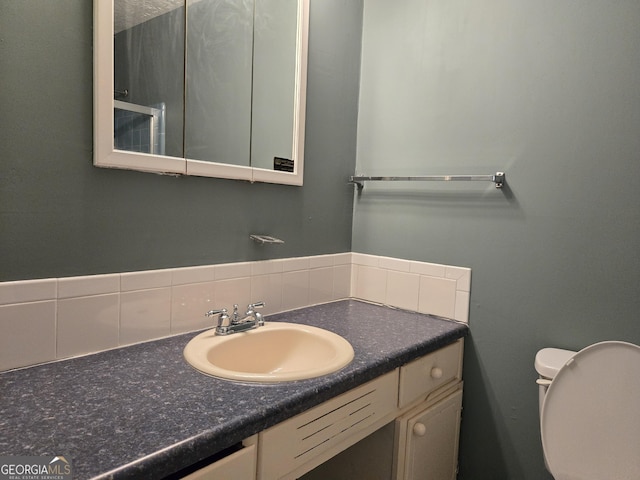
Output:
94,0,308,185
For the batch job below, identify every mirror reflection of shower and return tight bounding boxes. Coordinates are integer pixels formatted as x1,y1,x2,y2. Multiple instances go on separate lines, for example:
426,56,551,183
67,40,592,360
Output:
114,100,166,155
113,85,166,155
113,0,184,157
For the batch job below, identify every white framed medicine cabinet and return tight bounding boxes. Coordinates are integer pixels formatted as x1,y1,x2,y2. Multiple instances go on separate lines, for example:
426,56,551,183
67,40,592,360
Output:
94,0,309,186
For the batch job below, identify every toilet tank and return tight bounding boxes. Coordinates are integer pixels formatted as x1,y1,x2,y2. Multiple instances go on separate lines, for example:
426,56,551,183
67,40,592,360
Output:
535,347,576,416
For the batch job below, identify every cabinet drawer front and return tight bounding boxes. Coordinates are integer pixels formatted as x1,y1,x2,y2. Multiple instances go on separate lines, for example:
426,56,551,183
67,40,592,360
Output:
259,370,399,479
398,340,463,408
182,443,256,480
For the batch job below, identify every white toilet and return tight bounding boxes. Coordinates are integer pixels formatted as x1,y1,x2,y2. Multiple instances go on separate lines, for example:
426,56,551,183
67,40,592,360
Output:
534,341,640,480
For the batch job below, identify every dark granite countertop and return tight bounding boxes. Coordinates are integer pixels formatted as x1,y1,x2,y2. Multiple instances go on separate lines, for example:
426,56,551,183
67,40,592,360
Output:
0,300,468,479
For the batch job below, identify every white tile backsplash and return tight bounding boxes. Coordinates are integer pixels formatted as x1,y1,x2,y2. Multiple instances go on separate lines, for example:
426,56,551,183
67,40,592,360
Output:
332,264,352,300
379,256,412,273
251,273,283,315
309,254,335,269
251,259,284,276
0,301,56,371
215,262,252,281
171,265,216,286
332,252,353,266
212,278,252,314
418,276,457,318
410,261,447,278
455,290,471,324
280,256,311,273
385,271,420,312
121,269,173,292
445,266,472,292
0,278,56,305
281,270,310,311
309,267,335,305
0,253,470,371
58,274,120,298
351,253,380,267
57,294,120,359
170,282,216,334
120,288,172,345
353,265,387,304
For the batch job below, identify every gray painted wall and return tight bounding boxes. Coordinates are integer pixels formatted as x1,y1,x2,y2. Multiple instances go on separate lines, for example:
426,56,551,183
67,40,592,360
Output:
0,0,362,282
354,0,640,478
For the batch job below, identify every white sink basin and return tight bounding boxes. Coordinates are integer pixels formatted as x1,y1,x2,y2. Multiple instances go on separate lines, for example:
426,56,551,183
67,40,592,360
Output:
184,322,355,382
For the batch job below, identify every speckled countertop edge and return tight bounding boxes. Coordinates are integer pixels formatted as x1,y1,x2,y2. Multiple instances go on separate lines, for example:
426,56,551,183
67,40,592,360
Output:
0,300,468,479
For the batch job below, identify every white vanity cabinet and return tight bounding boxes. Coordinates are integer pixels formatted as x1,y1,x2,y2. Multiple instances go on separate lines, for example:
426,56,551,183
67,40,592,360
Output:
394,339,464,479
181,339,464,480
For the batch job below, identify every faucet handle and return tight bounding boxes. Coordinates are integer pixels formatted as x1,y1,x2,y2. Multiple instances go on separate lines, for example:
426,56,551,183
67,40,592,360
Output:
247,301,265,326
247,301,265,310
205,308,227,317
205,308,229,327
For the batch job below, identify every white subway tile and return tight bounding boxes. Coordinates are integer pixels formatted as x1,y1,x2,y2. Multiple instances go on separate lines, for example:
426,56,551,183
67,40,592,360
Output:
386,271,420,311
120,288,171,345
57,294,119,359
354,265,387,304
251,260,283,276
171,265,216,286
121,269,173,292
351,253,380,267
454,291,470,323
281,270,310,311
410,261,446,278
213,278,252,313
251,274,283,315
332,252,353,266
333,264,352,300
418,276,457,318
309,267,334,305
58,274,120,299
0,301,56,371
309,254,335,269
0,278,56,305
279,256,311,273
215,262,252,281
379,256,412,273
171,282,216,334
446,266,472,292
350,265,358,298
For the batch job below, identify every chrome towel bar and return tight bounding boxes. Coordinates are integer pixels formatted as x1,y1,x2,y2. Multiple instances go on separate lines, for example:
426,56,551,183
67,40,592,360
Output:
350,172,505,189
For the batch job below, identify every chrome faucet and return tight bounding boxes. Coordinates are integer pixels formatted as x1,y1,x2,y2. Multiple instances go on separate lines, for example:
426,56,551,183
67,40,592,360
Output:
205,301,265,335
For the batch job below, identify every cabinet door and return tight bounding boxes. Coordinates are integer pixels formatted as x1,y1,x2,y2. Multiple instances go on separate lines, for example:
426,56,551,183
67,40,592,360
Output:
396,388,463,480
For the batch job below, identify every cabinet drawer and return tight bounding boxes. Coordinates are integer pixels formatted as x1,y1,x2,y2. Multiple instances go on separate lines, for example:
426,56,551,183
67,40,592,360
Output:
182,442,256,480
258,370,399,480
398,340,463,408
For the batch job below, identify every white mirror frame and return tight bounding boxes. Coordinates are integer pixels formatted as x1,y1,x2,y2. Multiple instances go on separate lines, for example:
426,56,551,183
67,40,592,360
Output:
94,0,308,186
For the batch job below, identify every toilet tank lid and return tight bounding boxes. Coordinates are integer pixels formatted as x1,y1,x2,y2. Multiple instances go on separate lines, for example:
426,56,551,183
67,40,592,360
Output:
535,347,576,378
